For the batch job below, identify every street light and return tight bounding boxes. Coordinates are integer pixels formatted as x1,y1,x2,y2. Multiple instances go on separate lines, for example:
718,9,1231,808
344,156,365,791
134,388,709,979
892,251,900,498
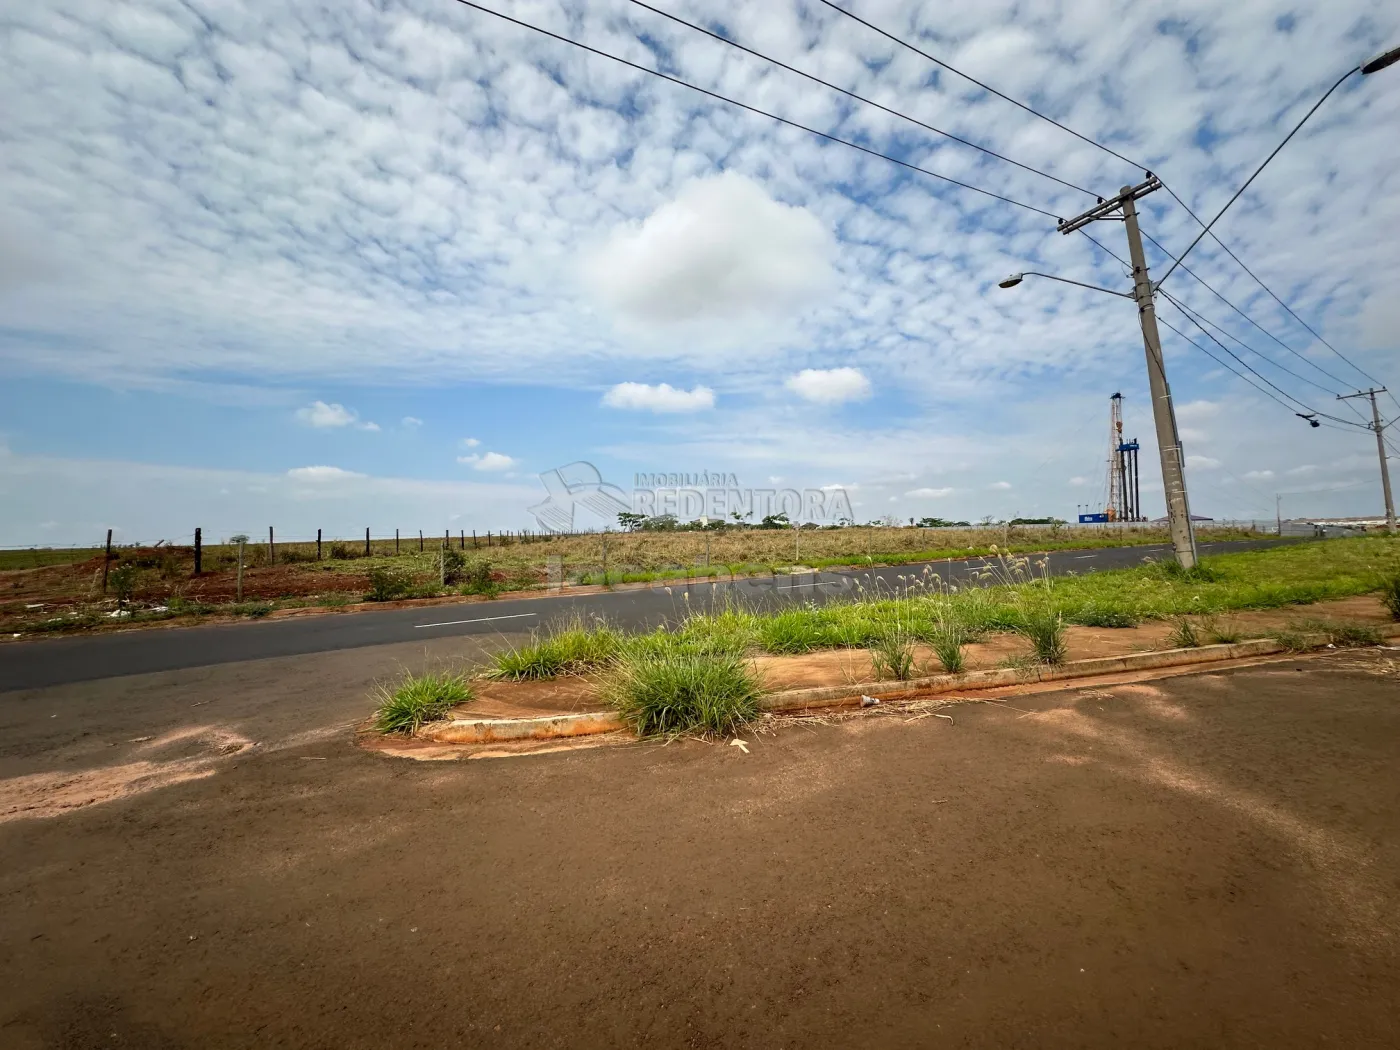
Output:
1361,44,1400,75
997,271,1133,298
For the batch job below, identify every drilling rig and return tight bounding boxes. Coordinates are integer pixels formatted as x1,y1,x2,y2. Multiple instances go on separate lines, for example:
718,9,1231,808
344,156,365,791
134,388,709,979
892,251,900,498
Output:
1078,393,1143,523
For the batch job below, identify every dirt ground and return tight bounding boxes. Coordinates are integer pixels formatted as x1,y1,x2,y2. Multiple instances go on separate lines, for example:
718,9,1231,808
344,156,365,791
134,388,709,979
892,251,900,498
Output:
2,641,1399,1047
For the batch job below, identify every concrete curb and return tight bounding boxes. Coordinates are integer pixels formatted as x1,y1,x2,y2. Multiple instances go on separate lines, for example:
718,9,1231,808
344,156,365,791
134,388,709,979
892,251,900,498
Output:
416,627,1400,745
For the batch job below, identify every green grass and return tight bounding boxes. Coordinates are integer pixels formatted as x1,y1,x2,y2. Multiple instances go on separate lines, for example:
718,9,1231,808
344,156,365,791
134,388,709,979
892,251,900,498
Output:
603,649,762,738
373,670,473,733
1168,617,1201,648
485,616,624,679
477,538,1399,683
0,547,103,570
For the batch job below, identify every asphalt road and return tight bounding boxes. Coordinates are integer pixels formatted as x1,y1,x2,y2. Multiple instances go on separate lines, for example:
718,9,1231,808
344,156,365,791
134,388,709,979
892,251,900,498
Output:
0,538,1297,691
3,650,1397,1048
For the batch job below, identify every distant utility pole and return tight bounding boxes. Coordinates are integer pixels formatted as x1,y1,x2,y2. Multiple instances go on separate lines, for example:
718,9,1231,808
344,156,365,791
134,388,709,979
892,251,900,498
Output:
1058,176,1198,569
1337,388,1396,533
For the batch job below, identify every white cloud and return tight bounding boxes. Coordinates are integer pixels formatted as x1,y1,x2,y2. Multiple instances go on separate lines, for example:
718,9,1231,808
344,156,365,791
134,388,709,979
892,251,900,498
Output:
1186,455,1221,469
461,437,481,448
988,481,1012,490
785,368,872,404
287,465,365,481
402,416,423,428
586,172,834,334
602,382,715,413
906,487,955,498
458,451,517,471
1243,469,1275,480
296,401,357,428
1068,476,1089,487
295,400,377,431
1288,465,1319,476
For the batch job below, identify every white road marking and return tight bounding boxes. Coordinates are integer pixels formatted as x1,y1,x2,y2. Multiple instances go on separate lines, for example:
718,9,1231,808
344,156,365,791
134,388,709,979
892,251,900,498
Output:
414,613,539,629
1075,555,1097,559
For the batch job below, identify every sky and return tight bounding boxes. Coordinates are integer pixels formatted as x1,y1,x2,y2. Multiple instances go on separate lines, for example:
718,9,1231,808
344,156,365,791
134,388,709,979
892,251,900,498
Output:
2,0,1398,545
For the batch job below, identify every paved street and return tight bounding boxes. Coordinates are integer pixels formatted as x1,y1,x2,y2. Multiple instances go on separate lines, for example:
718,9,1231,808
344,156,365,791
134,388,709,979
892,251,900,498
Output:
0,538,1296,690
2,645,1397,1048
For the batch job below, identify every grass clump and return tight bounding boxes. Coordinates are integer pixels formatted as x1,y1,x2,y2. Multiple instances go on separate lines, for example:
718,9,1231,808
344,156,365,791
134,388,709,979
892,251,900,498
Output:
1168,617,1201,648
870,627,916,681
1302,618,1382,648
927,619,967,674
373,670,473,733
486,616,622,680
1201,614,1242,644
1017,606,1067,665
603,649,761,738
1070,605,1139,629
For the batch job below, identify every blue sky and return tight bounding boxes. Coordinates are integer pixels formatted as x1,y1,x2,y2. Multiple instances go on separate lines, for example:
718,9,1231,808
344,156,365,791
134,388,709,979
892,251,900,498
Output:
2,0,1398,544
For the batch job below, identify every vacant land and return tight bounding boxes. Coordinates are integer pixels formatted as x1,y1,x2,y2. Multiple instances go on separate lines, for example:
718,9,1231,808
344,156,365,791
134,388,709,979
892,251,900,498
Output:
1,523,1263,634
3,650,1398,1047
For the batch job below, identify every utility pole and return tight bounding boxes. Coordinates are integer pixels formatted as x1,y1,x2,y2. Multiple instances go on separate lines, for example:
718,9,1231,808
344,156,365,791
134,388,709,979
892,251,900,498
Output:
1276,493,1283,536
1058,175,1198,569
1338,388,1396,533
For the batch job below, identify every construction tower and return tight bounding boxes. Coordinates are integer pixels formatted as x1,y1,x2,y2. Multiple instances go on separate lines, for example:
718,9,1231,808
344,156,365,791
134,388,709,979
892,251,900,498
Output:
1104,393,1142,522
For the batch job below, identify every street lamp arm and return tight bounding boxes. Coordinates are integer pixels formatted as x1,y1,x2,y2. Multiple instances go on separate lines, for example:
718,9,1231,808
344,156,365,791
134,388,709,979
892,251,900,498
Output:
1001,271,1133,298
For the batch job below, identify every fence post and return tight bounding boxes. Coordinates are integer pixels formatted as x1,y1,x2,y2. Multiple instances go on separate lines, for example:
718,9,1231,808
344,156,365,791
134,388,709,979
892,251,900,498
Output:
445,528,449,551
194,527,202,575
102,528,113,592
237,539,245,601
317,528,322,561
487,531,492,548
365,527,370,557
460,529,464,550
396,529,400,554
268,526,274,565
419,530,423,553
472,530,478,549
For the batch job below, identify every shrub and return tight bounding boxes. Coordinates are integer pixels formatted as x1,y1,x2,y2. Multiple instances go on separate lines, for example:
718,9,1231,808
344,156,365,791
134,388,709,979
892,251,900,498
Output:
329,542,353,560
1168,617,1201,648
1379,574,1400,620
1071,605,1139,628
441,547,466,583
366,566,413,602
870,627,916,681
456,559,497,595
1303,619,1382,648
603,649,762,738
279,547,314,563
1017,606,1067,665
109,563,139,606
373,671,473,733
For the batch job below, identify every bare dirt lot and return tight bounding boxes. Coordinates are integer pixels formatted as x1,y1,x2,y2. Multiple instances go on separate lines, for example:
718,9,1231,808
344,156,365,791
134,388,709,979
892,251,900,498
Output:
2,643,1399,1047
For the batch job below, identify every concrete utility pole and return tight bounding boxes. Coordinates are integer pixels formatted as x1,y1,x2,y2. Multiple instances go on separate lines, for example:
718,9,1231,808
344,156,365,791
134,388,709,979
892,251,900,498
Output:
1338,388,1396,533
1056,176,1197,569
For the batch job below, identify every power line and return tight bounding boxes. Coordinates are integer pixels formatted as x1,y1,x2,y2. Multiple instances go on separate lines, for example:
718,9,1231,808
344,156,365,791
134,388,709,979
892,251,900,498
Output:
621,0,1099,199
1159,292,1366,429
813,0,1146,171
450,0,1062,219
1163,292,1344,398
1154,182,1387,392
1156,68,1357,286
815,1,1392,403
1138,229,1356,391
1157,313,1356,434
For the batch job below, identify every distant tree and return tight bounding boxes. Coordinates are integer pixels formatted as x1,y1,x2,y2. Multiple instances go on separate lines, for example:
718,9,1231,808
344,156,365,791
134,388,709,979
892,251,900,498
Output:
759,512,791,530
616,512,646,532
643,513,678,531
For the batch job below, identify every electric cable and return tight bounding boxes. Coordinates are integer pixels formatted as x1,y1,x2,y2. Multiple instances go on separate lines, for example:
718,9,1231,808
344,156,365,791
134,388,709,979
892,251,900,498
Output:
1159,299,1366,429
815,1,1393,399
621,0,1099,198
450,0,1063,219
